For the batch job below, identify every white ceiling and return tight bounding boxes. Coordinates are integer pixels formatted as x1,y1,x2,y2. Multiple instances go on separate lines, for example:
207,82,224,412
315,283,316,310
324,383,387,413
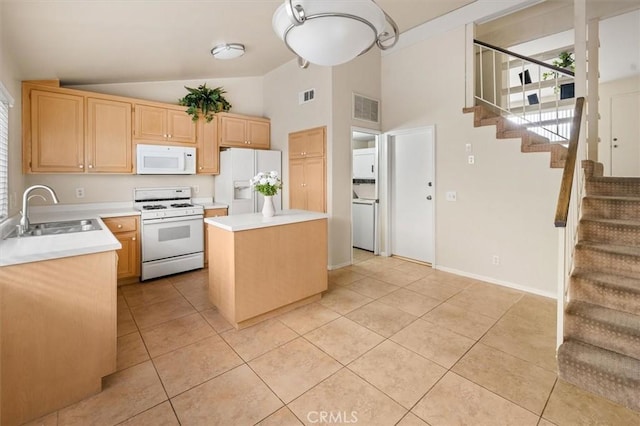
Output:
0,0,475,85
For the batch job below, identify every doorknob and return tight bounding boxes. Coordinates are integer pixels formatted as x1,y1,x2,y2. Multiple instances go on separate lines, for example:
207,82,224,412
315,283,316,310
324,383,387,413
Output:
426,195,432,200
428,182,432,187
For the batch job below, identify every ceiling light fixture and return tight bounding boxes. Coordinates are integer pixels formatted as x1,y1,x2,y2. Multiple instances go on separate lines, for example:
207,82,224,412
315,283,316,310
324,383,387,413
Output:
272,0,399,69
211,43,245,60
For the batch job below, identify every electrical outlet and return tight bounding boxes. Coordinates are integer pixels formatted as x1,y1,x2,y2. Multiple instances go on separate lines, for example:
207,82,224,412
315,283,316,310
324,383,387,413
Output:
465,143,472,153
446,191,457,201
193,185,199,194
492,255,500,265
75,188,85,198
468,155,475,165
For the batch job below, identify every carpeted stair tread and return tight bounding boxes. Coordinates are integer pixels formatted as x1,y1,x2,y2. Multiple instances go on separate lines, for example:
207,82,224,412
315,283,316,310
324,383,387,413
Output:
581,196,640,221
579,219,640,246
557,340,640,411
576,241,640,257
574,242,640,277
587,178,640,197
565,300,640,359
580,217,640,227
571,269,640,316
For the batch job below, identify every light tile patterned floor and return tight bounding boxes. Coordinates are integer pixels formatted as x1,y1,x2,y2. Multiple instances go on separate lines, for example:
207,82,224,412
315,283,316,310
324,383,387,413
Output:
26,249,640,426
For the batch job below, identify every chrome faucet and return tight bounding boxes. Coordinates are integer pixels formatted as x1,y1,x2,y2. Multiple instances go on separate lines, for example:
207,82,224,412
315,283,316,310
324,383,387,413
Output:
19,185,60,235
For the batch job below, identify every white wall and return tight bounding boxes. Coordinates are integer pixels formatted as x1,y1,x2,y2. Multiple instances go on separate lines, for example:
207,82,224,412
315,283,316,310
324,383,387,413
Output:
263,50,381,269
24,76,265,205
0,3,25,217
382,26,561,297
331,51,381,268
597,75,640,175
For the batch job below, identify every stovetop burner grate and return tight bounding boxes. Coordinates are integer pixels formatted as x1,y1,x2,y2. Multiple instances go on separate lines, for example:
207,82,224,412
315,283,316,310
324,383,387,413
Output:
142,205,168,210
170,203,194,208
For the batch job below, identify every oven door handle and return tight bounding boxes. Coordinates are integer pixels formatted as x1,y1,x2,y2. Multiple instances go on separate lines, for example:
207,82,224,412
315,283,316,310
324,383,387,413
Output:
143,215,204,225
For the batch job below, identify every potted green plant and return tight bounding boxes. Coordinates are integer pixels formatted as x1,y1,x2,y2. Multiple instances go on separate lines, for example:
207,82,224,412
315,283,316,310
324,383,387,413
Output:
542,51,575,99
178,84,232,122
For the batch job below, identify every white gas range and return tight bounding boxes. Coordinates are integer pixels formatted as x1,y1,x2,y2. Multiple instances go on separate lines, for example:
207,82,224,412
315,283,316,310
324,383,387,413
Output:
133,187,204,281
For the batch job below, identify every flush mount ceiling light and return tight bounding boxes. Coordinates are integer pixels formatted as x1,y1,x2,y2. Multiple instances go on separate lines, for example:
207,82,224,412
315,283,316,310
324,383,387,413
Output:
272,0,399,69
211,43,245,60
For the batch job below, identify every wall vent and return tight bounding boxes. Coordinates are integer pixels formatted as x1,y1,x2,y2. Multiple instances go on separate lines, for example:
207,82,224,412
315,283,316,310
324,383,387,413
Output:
299,88,315,104
353,93,379,123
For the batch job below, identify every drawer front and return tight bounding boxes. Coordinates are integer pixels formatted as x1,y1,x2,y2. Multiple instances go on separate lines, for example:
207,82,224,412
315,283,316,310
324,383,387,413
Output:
205,208,228,218
103,216,138,233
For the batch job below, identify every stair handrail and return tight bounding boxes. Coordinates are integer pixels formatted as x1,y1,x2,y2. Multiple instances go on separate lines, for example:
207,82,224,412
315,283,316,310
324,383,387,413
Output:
474,39,576,143
555,97,585,227
475,40,575,78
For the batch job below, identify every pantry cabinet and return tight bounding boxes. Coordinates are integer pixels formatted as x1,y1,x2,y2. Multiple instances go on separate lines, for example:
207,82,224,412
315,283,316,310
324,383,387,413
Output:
288,126,325,159
102,216,140,283
134,103,196,144
197,115,220,174
220,113,270,149
289,126,326,213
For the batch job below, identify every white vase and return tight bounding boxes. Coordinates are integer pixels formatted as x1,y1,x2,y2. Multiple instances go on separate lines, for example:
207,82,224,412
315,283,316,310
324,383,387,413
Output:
262,195,276,217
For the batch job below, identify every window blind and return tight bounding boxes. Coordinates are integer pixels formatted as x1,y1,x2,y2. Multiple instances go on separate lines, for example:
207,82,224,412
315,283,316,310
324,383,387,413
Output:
0,100,8,220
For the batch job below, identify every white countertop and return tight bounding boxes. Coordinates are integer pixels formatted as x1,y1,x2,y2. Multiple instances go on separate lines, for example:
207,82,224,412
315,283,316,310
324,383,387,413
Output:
205,209,328,232
0,202,138,267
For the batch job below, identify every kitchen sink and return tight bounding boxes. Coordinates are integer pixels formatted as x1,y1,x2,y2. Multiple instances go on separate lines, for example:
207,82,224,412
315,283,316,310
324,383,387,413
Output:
7,218,102,238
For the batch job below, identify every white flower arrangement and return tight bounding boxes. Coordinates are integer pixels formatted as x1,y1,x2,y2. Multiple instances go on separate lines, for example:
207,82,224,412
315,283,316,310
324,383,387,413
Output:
250,171,282,196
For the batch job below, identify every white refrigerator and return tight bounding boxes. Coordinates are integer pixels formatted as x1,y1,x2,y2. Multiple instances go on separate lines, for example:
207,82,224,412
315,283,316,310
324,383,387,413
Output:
215,148,282,215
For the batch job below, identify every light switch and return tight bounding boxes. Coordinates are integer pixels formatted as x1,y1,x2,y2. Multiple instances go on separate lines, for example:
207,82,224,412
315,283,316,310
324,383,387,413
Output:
446,191,457,201
465,143,472,153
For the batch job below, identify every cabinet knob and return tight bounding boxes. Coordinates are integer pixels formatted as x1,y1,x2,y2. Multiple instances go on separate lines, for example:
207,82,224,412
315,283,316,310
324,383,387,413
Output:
163,134,168,138
117,224,123,229
79,164,84,169
88,164,93,169
132,237,136,241
168,134,172,138
199,166,203,170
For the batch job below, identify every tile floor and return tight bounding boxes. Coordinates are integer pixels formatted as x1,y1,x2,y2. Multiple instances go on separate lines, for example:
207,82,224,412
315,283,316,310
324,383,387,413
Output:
26,249,640,426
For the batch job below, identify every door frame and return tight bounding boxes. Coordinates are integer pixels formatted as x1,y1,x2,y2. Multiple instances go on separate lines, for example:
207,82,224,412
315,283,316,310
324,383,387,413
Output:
350,126,381,264
383,126,436,266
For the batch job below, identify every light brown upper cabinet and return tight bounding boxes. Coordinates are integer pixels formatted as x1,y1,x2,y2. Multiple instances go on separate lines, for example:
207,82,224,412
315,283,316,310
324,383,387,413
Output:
25,87,133,174
197,115,220,174
86,98,133,173
28,89,85,173
288,126,326,159
219,112,270,149
134,104,196,144
288,126,326,213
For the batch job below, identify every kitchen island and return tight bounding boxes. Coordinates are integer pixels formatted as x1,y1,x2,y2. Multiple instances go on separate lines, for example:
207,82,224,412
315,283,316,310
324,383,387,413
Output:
205,209,328,329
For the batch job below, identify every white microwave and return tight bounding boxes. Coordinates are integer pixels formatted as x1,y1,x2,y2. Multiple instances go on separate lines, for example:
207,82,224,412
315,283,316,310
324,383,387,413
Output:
136,144,196,175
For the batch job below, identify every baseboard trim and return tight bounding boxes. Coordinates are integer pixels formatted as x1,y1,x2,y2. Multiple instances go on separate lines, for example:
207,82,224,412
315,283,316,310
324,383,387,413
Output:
328,261,352,271
434,265,557,299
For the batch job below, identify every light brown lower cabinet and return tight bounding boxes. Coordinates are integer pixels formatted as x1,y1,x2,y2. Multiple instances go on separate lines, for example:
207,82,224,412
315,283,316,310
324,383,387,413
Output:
102,216,140,284
204,208,228,266
0,251,117,426
207,218,328,329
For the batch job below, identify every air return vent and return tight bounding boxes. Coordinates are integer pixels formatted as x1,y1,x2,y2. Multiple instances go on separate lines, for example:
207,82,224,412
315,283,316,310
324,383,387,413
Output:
353,93,379,123
299,88,315,104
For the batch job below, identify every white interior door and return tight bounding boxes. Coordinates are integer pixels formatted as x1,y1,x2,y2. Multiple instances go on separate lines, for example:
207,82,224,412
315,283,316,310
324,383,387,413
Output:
390,128,435,264
611,92,640,176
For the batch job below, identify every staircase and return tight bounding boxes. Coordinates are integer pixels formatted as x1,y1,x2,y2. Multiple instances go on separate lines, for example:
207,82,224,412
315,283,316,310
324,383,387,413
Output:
463,103,568,168
557,160,640,412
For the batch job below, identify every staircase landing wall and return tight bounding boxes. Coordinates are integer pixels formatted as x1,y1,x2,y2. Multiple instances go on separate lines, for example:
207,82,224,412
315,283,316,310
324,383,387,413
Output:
382,25,562,297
